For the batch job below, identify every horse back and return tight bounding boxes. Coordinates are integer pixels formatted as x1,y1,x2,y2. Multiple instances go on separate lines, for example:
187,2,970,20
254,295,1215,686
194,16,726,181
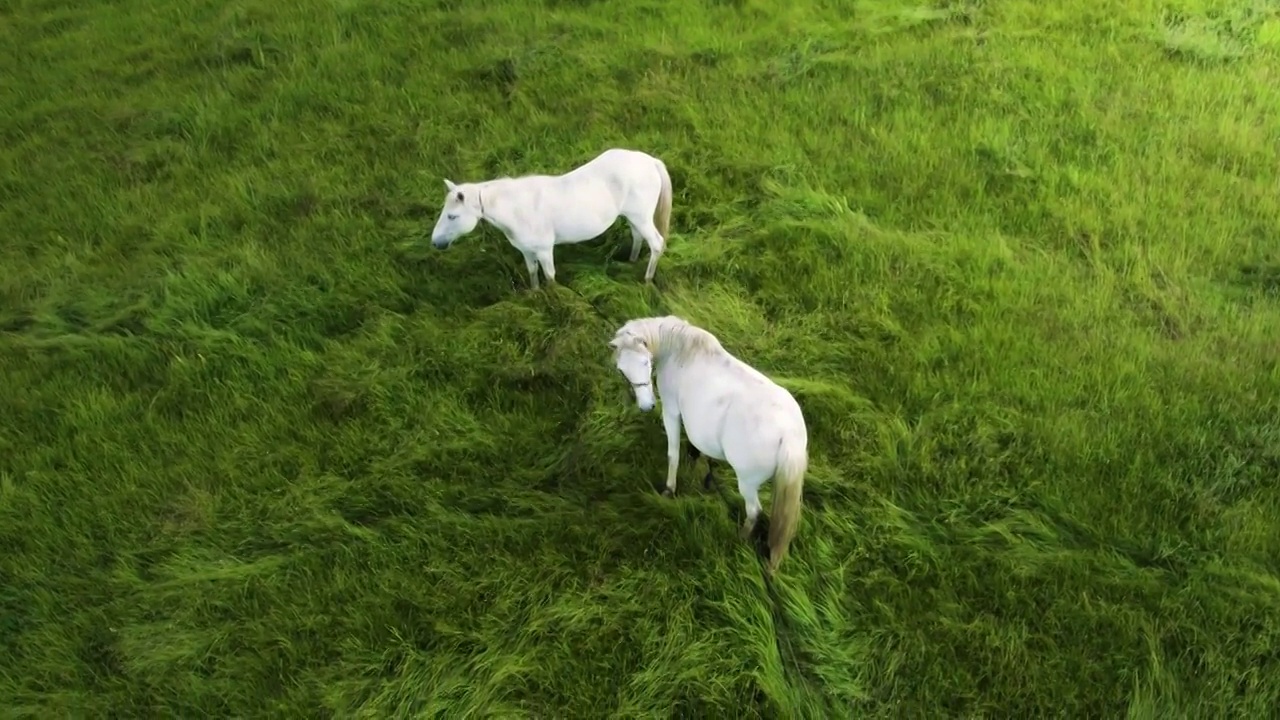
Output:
573,148,657,182
678,355,802,425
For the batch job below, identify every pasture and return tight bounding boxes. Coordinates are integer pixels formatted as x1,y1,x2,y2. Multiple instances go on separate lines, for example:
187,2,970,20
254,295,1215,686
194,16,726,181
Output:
3,0,1280,715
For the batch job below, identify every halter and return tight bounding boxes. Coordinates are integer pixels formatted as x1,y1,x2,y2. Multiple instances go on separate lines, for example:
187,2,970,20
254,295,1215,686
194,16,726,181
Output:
630,380,651,389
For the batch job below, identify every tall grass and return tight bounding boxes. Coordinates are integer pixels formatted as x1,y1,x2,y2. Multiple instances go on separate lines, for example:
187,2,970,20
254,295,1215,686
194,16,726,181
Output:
2,0,1279,715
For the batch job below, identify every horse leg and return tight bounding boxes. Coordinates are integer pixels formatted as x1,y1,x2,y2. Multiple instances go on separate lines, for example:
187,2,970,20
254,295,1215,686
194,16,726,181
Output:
737,475,763,541
635,220,665,282
686,443,715,489
661,407,682,497
521,251,540,290
534,248,557,286
628,223,644,263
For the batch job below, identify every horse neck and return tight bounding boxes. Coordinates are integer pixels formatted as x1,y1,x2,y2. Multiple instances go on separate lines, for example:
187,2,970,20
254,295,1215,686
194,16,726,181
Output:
475,179,500,213
649,321,717,367
473,179,508,227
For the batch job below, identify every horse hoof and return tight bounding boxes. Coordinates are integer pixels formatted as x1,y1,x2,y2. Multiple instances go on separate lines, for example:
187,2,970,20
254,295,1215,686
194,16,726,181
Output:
661,487,674,498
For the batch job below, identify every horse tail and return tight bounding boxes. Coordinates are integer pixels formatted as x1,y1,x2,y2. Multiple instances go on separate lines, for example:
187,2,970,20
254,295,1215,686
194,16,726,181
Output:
653,157,673,241
767,435,807,574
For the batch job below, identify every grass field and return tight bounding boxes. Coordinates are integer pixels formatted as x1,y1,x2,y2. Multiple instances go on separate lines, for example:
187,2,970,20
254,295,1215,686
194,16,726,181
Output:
4,0,1280,715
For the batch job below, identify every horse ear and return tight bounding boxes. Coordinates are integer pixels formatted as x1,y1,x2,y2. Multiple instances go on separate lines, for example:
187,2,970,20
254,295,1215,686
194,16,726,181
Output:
608,337,621,348
443,178,457,192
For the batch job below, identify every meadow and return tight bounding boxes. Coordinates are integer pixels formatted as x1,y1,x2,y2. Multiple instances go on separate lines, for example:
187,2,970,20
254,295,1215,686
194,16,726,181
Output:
4,0,1280,715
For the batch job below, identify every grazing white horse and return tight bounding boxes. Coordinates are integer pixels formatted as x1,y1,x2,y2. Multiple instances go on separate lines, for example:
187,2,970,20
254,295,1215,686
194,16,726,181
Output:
429,148,674,289
609,315,809,573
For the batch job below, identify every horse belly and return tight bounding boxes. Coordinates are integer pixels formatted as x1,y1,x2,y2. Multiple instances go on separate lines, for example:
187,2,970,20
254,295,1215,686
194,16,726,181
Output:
680,399,730,462
685,426,726,462
550,182,620,243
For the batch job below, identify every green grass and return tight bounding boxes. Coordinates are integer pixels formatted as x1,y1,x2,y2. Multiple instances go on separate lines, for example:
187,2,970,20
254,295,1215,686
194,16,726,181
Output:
4,0,1280,715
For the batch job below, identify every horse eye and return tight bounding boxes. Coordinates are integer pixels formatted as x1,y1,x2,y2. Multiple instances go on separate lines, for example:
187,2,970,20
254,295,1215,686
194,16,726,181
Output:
446,214,458,220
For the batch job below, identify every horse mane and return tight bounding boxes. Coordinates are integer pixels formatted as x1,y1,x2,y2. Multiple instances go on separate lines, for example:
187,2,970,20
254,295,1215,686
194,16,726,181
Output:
617,316,723,364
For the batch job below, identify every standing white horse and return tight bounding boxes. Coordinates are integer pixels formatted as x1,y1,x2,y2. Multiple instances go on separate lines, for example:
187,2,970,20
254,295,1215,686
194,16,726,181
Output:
429,148,673,289
609,315,809,574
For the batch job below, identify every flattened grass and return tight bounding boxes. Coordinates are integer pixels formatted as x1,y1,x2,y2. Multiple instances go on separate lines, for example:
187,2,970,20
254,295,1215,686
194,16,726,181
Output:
3,0,1280,715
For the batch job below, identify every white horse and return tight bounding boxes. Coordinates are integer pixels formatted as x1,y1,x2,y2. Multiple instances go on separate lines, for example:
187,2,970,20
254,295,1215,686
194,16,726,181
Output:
429,148,673,289
609,315,809,573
